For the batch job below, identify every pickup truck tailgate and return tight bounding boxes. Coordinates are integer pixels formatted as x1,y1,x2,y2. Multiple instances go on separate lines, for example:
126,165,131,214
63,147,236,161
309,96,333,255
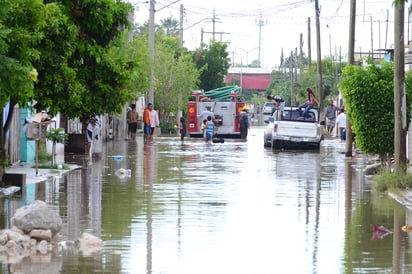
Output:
275,121,319,138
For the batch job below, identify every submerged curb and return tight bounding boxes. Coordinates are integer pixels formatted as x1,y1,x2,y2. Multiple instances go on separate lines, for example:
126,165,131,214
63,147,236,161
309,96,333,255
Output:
4,164,81,186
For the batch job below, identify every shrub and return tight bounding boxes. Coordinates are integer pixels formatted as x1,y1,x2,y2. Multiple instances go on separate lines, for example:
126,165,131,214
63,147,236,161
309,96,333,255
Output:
160,121,177,135
374,170,412,191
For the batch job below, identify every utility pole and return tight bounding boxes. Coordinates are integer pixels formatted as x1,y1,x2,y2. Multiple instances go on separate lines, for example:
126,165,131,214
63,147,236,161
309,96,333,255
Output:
256,12,266,67
385,9,389,49
299,33,303,81
290,50,294,106
148,0,155,105
308,17,312,75
370,16,374,60
198,10,226,46
294,48,298,82
148,0,180,105
346,0,356,158
202,30,230,43
212,8,217,40
314,0,323,115
394,1,407,172
179,4,183,48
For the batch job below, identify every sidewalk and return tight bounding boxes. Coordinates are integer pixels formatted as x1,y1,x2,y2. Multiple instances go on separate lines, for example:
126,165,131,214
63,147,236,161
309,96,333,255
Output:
5,162,81,185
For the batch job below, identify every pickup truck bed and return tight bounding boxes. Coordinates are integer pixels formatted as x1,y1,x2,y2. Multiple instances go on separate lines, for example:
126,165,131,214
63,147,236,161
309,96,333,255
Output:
264,107,323,150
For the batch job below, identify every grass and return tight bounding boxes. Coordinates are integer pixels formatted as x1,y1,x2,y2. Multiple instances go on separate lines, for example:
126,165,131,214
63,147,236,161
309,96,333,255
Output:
31,163,70,170
374,170,412,192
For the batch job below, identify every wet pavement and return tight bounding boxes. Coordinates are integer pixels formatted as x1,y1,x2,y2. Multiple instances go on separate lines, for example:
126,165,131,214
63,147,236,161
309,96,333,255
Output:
2,127,412,273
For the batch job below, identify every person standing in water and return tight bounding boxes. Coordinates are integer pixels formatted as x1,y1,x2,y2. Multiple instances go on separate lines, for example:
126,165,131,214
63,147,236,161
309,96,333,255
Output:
204,116,214,144
179,116,187,142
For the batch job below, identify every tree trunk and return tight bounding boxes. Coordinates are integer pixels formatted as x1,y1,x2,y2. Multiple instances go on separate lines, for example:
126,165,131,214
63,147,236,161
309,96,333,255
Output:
52,142,56,166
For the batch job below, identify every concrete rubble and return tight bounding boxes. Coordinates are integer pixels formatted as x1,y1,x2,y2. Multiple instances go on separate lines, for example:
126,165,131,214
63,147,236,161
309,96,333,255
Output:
0,200,103,264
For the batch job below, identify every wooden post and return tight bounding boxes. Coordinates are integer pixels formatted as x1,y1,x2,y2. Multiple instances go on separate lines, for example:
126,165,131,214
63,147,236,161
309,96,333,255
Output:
35,139,39,176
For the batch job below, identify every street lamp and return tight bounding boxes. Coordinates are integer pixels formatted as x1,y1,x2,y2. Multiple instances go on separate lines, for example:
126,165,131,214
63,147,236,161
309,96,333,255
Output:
235,47,259,66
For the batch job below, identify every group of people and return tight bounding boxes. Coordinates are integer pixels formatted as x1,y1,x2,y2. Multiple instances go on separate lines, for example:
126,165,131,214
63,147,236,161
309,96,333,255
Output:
127,103,159,143
197,106,216,144
267,87,347,141
196,105,250,143
90,87,348,152
325,100,346,141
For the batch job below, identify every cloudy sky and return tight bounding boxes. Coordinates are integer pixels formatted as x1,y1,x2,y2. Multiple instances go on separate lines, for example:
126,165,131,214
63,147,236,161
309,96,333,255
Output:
129,0,404,68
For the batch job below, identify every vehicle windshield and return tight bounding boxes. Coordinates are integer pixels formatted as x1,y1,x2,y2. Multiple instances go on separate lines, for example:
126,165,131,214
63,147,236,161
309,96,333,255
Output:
276,109,316,122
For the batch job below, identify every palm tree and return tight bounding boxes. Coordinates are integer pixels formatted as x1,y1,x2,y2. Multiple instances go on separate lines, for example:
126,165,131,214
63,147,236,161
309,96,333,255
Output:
160,17,179,37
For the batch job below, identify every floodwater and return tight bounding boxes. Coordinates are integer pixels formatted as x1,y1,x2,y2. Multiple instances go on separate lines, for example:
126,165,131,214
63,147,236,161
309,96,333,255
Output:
1,127,412,274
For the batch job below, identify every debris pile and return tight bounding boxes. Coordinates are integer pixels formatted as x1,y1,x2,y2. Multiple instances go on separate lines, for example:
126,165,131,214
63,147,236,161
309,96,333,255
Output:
0,200,103,263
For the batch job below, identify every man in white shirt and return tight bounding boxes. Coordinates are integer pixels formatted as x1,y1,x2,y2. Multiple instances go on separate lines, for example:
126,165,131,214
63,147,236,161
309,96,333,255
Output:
149,103,160,140
198,106,214,120
197,106,214,130
336,108,346,141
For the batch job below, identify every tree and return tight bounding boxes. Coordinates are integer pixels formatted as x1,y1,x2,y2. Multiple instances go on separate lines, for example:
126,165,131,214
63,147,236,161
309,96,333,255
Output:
46,127,68,166
108,32,150,101
159,17,179,37
192,41,230,91
153,36,199,121
339,60,412,165
33,0,135,119
0,0,44,183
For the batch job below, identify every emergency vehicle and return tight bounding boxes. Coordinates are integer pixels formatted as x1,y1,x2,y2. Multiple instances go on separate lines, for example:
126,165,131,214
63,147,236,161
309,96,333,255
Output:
187,86,246,138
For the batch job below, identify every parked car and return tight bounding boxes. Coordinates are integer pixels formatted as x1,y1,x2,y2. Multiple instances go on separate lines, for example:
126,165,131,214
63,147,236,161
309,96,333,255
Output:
263,106,323,150
262,102,274,114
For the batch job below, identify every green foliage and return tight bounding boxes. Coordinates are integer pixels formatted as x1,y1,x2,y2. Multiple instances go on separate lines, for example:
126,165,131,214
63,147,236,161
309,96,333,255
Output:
37,149,51,163
1,149,7,168
34,163,68,169
107,32,150,101
160,121,177,135
46,128,68,144
374,170,412,191
339,61,412,158
267,57,345,107
192,41,230,91
154,35,199,119
33,0,135,118
159,17,179,37
0,0,44,110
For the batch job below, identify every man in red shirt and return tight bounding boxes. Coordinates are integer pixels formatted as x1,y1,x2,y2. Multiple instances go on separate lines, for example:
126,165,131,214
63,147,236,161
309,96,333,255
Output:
143,103,152,143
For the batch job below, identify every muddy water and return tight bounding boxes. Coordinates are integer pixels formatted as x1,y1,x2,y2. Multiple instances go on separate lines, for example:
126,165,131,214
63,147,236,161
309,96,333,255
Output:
1,127,412,273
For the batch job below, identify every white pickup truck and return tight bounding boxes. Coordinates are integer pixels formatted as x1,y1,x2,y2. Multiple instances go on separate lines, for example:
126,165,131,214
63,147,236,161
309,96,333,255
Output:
263,107,323,150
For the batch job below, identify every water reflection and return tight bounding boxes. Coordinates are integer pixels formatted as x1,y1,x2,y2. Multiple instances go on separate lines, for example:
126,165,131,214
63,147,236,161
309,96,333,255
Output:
2,129,412,273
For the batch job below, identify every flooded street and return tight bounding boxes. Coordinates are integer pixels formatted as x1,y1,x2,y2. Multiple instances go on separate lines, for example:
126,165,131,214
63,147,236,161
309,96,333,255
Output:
2,126,412,273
